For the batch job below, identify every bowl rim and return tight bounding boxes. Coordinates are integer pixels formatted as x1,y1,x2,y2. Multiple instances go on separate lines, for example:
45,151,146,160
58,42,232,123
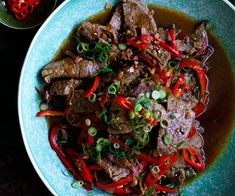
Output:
0,0,58,30
17,0,69,194
17,0,235,195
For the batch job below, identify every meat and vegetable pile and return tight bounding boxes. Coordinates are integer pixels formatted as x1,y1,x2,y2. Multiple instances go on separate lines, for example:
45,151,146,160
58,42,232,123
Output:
37,0,214,195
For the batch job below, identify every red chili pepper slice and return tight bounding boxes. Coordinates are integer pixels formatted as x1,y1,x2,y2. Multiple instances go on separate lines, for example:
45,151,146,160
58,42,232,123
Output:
182,147,205,170
178,60,209,117
87,164,100,171
109,135,167,165
66,148,93,183
36,110,65,117
145,154,177,186
155,184,178,193
113,187,134,195
187,127,197,139
95,174,133,190
127,35,150,49
168,28,177,51
48,125,92,190
157,40,183,59
172,74,186,97
146,118,158,126
133,55,156,67
115,96,133,111
87,131,95,145
84,76,101,98
140,34,154,44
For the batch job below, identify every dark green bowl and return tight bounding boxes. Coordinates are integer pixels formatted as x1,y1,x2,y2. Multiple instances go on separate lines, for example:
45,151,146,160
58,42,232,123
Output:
0,0,57,29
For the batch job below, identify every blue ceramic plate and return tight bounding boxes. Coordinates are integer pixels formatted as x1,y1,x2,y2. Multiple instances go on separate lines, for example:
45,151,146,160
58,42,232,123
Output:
18,0,235,195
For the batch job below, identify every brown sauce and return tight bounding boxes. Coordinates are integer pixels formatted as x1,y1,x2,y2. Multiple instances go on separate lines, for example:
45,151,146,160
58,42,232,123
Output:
52,5,235,182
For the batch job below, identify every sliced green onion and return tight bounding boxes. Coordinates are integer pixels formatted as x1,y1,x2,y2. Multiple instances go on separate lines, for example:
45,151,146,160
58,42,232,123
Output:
135,104,142,112
154,110,162,120
108,85,117,95
88,127,97,136
144,92,150,99
163,133,173,145
96,143,102,152
177,141,186,149
71,181,84,189
39,103,49,111
158,89,166,99
125,138,134,147
142,101,150,109
129,111,135,119
81,43,89,51
151,90,160,100
143,124,152,133
168,60,180,70
89,42,98,51
88,93,97,103
144,111,151,118
97,66,113,74
113,143,120,149
85,119,91,126
160,119,169,129
136,141,145,149
97,138,110,145
132,148,141,155
116,151,126,160
151,165,160,175
118,43,127,51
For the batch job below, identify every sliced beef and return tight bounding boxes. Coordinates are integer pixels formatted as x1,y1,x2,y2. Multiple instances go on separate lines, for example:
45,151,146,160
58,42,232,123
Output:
49,79,82,96
141,43,171,70
191,21,208,50
155,93,198,156
107,101,133,134
42,56,106,83
76,22,117,43
108,4,123,33
98,158,130,181
167,92,198,111
70,90,99,113
122,0,157,36
120,65,140,86
129,80,154,97
107,154,132,168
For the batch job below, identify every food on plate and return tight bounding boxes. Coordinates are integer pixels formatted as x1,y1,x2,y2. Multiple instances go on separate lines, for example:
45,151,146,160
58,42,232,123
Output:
36,0,214,195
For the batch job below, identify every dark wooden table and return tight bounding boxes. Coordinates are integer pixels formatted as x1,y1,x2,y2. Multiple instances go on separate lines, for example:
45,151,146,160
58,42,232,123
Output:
0,1,234,196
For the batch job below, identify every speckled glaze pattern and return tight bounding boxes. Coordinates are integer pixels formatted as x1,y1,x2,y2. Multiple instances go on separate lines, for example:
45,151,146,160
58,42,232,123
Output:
18,0,235,196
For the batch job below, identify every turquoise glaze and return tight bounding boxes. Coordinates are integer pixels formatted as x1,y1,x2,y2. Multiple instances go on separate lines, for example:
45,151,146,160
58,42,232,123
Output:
18,0,235,195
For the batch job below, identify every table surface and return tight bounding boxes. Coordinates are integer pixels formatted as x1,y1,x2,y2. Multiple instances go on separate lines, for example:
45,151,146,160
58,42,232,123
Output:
0,1,234,196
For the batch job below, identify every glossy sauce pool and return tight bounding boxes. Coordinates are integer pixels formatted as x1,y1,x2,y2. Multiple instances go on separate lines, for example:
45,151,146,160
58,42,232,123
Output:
53,5,235,184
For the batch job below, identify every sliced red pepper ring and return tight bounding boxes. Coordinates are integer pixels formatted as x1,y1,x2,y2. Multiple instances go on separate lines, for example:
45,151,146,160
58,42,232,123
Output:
145,154,177,187
36,110,65,117
112,186,134,195
187,127,197,139
182,147,205,170
127,35,151,49
172,74,186,97
178,60,209,117
168,28,177,50
48,125,92,190
115,96,133,111
66,148,93,183
155,184,178,193
84,76,101,98
95,174,133,190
